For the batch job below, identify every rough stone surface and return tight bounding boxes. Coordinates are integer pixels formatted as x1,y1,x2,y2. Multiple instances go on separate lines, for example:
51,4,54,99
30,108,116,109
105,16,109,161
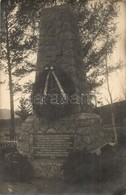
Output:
36,5,85,94
19,113,117,178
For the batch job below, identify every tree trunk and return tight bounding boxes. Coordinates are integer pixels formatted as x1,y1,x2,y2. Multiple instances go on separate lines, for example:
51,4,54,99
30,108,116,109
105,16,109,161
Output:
8,66,15,140
105,50,117,143
5,7,15,140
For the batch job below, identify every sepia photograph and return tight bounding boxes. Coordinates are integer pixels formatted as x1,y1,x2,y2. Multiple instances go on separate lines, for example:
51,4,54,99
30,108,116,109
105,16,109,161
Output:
0,0,126,194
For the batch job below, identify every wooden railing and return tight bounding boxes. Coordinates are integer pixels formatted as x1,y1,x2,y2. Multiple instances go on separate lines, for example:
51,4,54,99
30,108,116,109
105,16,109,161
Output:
0,140,17,148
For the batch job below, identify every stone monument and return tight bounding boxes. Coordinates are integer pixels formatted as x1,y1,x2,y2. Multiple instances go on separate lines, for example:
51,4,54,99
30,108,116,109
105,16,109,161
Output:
19,5,117,178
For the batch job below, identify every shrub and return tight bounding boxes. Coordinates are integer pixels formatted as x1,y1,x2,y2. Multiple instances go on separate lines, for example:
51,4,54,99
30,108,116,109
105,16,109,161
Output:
0,148,7,181
0,146,16,181
62,145,121,184
62,149,99,184
2,145,17,154
97,144,121,182
5,151,34,182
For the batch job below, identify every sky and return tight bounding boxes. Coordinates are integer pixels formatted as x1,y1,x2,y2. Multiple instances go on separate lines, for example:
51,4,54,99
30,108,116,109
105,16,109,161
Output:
0,1,126,110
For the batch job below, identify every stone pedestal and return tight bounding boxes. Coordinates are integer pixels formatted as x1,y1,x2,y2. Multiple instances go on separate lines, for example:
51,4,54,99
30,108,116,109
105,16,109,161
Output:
19,113,116,178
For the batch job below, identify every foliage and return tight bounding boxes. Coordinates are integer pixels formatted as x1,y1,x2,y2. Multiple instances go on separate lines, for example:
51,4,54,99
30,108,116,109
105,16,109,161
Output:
98,144,121,182
119,119,126,145
0,146,34,182
62,149,99,184
62,145,121,184
15,97,32,121
76,0,119,91
1,0,36,137
0,148,7,181
1,0,37,89
4,149,34,182
1,0,119,94
2,145,17,154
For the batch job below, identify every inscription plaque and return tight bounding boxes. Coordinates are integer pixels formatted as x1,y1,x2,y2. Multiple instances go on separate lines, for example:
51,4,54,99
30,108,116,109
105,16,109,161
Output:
33,134,74,159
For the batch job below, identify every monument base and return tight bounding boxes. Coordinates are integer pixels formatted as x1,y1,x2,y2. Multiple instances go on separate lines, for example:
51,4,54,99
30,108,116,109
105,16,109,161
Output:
31,159,63,178
18,113,117,178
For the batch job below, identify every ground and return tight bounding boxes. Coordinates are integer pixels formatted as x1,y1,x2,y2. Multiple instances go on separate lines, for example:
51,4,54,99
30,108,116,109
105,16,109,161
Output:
0,145,126,195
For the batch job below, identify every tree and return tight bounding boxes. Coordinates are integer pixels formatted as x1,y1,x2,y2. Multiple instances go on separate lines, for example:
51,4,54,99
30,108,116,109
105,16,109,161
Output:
1,0,36,139
1,0,18,139
98,33,122,141
79,0,118,92
115,68,126,100
15,97,32,122
104,57,117,142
